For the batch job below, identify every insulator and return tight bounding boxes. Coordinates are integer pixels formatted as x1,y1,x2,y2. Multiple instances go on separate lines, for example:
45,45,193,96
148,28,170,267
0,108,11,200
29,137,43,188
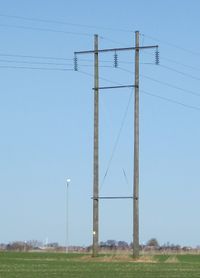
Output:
74,54,78,71
155,48,159,65
114,51,118,68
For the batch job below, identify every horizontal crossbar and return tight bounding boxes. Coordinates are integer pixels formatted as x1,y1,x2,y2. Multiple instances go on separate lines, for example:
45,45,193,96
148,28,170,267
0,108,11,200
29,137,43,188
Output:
92,85,135,90
75,45,158,55
92,196,133,200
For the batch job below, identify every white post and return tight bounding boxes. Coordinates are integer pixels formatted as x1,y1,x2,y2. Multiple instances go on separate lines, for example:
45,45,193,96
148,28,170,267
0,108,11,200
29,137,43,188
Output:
65,178,71,253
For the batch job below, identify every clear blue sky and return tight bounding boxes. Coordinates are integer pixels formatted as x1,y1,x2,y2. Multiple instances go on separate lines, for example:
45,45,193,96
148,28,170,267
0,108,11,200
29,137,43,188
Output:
0,0,200,248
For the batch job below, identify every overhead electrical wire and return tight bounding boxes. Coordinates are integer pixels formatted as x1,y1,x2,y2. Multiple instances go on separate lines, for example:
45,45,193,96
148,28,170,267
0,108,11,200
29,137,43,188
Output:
0,39,199,111
141,89,200,112
77,69,124,86
0,65,73,71
1,21,198,74
113,55,200,71
118,67,200,97
0,23,93,37
100,36,131,48
0,13,133,33
0,58,73,67
2,13,200,67
0,14,199,173
0,57,118,69
160,64,200,82
0,59,116,69
1,54,199,72
141,74,200,98
141,33,200,56
0,55,129,64
1,57,200,101
133,51,200,73
0,52,72,61
75,69,200,114
117,66,200,112
159,56,200,72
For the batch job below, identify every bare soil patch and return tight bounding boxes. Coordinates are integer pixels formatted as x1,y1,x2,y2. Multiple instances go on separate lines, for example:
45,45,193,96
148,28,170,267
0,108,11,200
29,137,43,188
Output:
165,256,179,263
78,255,157,263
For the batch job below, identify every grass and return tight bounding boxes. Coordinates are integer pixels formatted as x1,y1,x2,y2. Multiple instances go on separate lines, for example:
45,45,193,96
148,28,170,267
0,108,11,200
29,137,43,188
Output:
0,252,200,277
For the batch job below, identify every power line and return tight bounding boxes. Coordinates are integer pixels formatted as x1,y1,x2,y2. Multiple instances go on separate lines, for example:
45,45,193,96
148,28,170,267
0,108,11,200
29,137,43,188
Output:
100,36,131,47
77,69,124,86
141,33,200,56
0,58,73,67
0,52,71,61
0,60,128,70
106,55,200,71
0,65,73,71
141,89,200,112
0,13,133,33
81,66,200,112
141,50,200,74
0,55,130,64
118,67,200,97
141,51,200,72
160,56,200,72
141,74,200,98
75,59,134,65
0,23,93,37
2,13,200,73
160,64,200,82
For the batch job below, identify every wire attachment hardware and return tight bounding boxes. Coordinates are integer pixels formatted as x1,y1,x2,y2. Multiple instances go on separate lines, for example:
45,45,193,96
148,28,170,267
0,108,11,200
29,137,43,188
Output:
114,51,118,68
74,54,78,71
155,47,159,65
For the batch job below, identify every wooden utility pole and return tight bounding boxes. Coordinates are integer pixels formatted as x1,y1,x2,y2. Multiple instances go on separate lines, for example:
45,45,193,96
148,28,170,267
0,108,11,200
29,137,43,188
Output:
133,31,140,257
93,34,99,257
74,32,158,258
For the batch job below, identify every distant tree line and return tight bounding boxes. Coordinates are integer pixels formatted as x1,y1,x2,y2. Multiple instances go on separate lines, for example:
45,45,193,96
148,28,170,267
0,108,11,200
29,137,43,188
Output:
0,240,60,251
0,238,197,253
100,240,129,250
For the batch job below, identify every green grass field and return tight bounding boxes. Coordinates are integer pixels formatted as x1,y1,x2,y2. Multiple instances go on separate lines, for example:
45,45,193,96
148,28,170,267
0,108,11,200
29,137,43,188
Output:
0,252,200,278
